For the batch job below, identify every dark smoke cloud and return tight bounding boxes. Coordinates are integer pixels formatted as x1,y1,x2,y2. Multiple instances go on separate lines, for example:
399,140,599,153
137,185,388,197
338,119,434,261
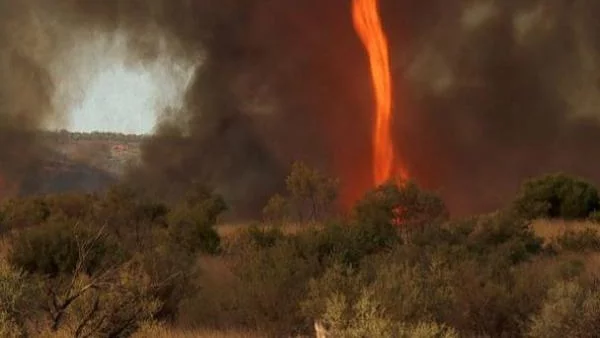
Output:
387,0,600,215
0,1,57,193
4,0,600,217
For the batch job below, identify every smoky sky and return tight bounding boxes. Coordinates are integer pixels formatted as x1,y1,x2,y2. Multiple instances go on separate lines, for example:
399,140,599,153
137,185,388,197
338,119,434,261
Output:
3,0,600,216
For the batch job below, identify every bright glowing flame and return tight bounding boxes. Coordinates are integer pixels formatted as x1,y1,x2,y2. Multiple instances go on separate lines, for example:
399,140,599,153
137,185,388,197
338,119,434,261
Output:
352,0,407,185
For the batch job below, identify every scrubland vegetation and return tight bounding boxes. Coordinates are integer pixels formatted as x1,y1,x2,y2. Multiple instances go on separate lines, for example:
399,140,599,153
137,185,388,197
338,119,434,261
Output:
2,165,600,337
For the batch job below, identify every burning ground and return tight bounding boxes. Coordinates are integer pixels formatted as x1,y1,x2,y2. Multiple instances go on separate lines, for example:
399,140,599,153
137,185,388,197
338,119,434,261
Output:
1,1,600,216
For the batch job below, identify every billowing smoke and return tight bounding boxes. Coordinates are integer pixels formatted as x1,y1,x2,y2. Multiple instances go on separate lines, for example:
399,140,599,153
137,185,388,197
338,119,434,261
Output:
386,0,600,214
0,1,59,194
3,0,600,217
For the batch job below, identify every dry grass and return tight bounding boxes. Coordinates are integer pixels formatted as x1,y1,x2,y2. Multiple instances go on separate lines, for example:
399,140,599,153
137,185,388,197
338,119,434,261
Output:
132,323,264,338
531,219,599,240
0,237,10,267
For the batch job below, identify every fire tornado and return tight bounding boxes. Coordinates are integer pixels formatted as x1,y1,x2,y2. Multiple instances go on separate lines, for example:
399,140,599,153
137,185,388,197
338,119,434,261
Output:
352,0,407,186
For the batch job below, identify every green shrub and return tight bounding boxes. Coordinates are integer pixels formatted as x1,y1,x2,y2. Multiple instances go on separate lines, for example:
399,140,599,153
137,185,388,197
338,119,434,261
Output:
307,279,458,338
466,212,543,265
0,196,50,229
589,210,600,223
241,224,286,249
167,217,221,254
137,239,199,321
262,194,290,224
353,180,448,238
296,182,446,267
302,254,456,335
97,184,170,248
0,265,41,336
0,312,24,338
294,220,400,268
318,288,395,337
513,173,600,220
8,222,123,277
228,238,321,335
166,185,226,255
284,161,339,222
65,261,163,337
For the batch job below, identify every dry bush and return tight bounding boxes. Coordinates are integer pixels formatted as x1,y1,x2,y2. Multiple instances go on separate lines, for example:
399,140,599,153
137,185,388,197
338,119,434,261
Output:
528,279,600,338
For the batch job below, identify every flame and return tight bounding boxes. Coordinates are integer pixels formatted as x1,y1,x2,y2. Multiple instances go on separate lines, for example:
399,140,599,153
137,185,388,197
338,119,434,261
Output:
352,0,407,185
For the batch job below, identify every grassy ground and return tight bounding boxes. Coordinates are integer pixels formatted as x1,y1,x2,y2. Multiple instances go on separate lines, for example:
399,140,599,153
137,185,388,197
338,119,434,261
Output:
132,325,264,338
531,219,599,240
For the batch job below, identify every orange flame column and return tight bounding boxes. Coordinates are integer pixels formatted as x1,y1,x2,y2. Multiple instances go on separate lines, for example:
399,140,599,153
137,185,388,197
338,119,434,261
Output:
352,0,407,185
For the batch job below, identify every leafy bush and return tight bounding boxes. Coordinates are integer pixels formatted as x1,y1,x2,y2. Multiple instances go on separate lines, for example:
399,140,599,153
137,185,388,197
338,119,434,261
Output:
304,270,458,338
97,184,169,248
167,217,221,255
262,194,290,224
137,240,199,321
465,212,543,265
294,220,400,268
64,260,164,337
240,225,286,249
166,184,226,255
228,238,320,335
284,161,339,222
0,196,51,230
0,312,24,338
0,265,41,336
589,210,600,223
353,180,448,239
302,255,455,330
513,173,600,220
8,222,123,277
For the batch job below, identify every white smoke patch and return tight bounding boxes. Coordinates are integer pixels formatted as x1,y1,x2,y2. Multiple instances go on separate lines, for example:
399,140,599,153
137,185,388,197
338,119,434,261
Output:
50,30,198,134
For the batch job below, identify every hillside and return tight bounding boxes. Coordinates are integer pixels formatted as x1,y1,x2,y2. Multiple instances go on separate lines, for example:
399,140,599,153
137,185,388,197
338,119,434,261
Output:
1,131,144,197
41,130,144,176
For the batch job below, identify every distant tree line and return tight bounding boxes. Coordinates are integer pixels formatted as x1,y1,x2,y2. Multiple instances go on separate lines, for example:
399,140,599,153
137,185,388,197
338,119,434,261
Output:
40,130,147,144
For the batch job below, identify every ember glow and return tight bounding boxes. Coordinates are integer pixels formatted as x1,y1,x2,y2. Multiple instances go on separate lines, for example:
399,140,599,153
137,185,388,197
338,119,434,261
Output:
352,0,408,185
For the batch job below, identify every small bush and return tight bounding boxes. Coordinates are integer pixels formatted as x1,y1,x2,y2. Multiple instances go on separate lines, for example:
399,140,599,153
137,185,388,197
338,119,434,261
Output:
302,255,456,335
295,220,400,268
285,161,339,222
166,185,226,255
8,222,122,277
262,194,290,224
0,312,24,338
227,238,321,335
353,180,448,239
589,210,600,223
167,218,221,255
0,196,50,230
242,225,286,249
0,265,41,336
309,282,458,338
513,173,600,220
